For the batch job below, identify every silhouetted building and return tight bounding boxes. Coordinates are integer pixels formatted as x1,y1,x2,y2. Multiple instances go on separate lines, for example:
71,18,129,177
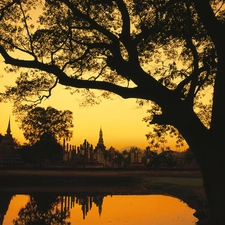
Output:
93,128,106,165
0,118,24,168
79,139,94,161
130,148,144,168
64,128,116,168
0,119,14,151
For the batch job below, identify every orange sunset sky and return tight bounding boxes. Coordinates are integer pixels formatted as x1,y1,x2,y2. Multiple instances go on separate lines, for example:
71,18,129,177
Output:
0,61,187,151
0,3,188,151
0,65,151,150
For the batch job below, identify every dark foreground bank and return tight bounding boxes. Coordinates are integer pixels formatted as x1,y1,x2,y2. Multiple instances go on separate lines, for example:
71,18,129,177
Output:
0,169,208,224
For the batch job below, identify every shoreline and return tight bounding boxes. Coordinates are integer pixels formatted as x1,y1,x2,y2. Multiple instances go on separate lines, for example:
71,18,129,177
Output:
0,169,208,224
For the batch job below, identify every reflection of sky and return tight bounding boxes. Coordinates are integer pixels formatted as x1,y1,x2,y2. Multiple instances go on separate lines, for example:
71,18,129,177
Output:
3,195,29,225
3,194,197,225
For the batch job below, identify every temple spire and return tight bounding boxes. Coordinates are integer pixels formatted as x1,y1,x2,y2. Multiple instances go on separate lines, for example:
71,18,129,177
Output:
98,127,104,145
6,117,11,135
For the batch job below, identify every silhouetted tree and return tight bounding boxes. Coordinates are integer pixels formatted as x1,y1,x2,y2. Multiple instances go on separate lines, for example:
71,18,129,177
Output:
121,149,130,167
20,106,73,145
19,133,64,165
143,147,158,169
33,133,64,165
113,150,124,168
183,148,195,164
18,144,34,164
154,150,178,168
13,138,21,150
1,1,225,224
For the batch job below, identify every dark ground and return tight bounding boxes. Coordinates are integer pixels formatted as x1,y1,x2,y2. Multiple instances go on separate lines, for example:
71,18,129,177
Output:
0,169,208,224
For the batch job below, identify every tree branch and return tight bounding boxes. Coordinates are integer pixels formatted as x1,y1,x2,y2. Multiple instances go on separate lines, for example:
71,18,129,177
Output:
115,0,130,39
185,38,199,104
194,0,225,48
0,45,148,100
58,0,119,43
18,1,36,58
38,77,59,102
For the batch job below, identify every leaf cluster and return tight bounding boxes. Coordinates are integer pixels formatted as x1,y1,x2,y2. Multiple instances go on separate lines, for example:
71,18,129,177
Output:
20,106,73,144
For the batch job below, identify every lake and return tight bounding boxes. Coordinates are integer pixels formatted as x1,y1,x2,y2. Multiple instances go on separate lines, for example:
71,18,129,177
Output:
2,193,198,225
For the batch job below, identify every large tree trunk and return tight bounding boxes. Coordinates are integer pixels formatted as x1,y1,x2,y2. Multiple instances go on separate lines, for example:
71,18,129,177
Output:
168,109,225,225
199,144,225,225
191,5,225,223
202,48,225,225
184,131,225,225
203,171,225,225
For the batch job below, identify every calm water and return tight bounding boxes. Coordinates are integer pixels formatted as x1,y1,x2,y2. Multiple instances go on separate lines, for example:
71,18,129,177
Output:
2,194,198,225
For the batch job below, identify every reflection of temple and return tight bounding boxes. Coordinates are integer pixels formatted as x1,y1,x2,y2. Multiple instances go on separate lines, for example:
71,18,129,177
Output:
0,119,24,168
64,128,116,168
60,195,105,219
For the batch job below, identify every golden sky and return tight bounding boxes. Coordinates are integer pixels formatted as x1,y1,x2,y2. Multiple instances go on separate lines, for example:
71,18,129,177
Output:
0,3,188,151
0,74,151,150
0,88,187,151
0,60,187,151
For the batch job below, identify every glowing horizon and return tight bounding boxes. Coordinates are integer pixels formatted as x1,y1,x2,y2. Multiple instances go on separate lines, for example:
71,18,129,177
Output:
0,62,187,152
0,86,152,150
0,87,187,151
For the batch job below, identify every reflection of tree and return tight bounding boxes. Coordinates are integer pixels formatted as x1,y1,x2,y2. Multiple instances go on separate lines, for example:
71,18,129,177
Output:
13,194,70,225
12,193,105,224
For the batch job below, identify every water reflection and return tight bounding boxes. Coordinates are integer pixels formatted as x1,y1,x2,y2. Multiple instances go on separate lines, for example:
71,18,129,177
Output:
60,194,104,220
1,193,198,225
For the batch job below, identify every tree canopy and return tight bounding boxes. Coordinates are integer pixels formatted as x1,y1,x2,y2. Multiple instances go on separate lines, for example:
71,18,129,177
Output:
0,1,216,112
0,0,218,145
1,1,225,224
20,106,73,144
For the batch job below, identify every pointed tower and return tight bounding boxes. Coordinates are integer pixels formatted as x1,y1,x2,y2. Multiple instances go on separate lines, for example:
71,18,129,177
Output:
94,127,106,164
0,117,14,151
96,127,105,150
6,117,11,135
98,127,104,146
0,117,24,168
